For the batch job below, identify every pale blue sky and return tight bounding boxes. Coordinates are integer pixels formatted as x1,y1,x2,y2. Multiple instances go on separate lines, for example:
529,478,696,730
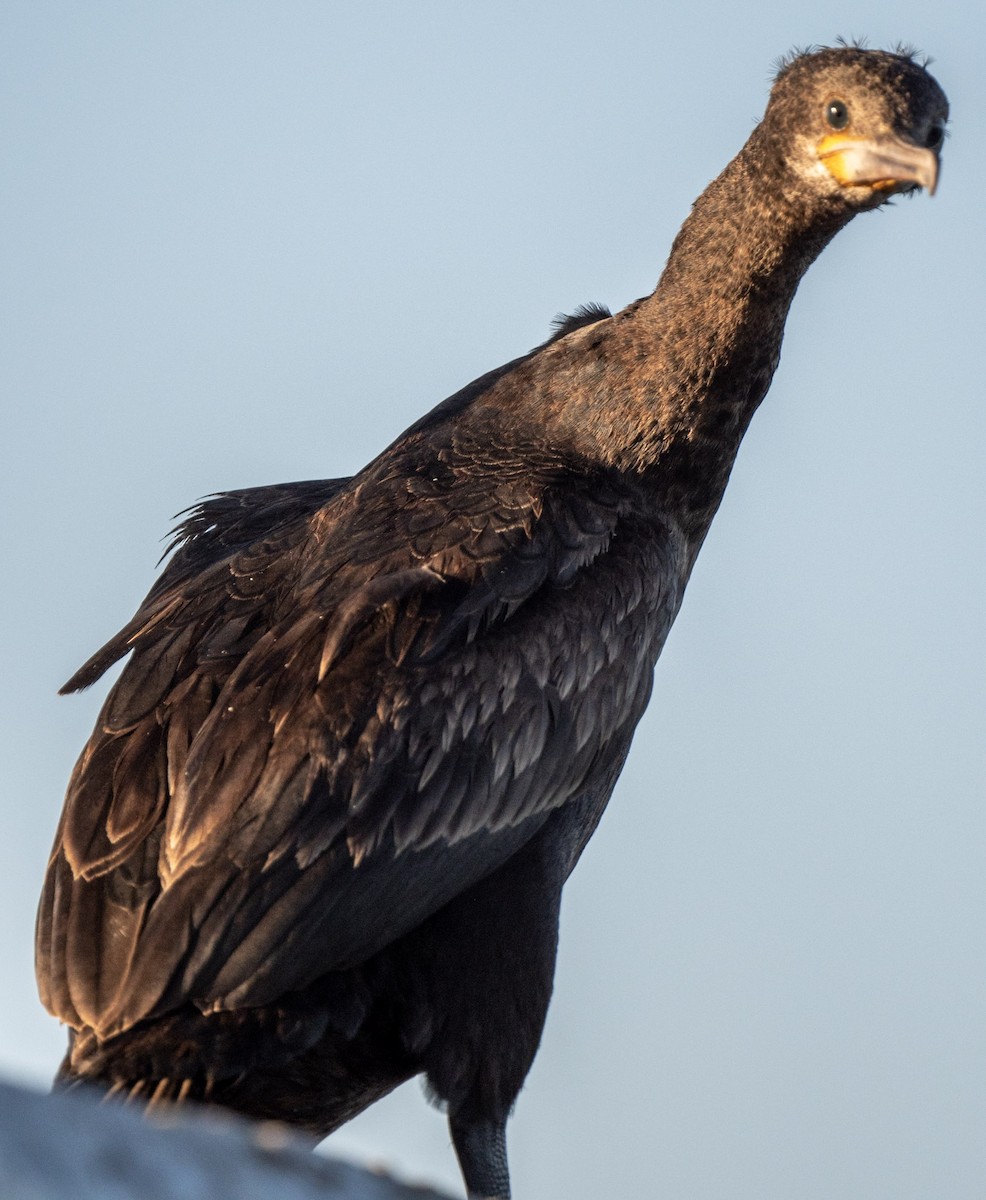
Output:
2,4,984,1197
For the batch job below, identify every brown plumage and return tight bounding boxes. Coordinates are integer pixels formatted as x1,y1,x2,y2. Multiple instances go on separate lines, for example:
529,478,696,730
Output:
37,46,947,1199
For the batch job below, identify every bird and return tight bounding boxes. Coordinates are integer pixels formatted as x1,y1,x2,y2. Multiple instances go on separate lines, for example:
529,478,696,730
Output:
36,45,948,1200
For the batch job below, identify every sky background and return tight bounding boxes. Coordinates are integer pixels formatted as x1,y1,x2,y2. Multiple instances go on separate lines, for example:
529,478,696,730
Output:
2,3,984,1198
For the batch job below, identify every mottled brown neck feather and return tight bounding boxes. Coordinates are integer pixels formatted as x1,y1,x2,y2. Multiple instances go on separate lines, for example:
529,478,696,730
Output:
524,128,853,536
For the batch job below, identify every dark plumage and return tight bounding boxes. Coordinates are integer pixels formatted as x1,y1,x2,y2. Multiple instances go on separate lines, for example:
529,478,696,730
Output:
37,47,947,1199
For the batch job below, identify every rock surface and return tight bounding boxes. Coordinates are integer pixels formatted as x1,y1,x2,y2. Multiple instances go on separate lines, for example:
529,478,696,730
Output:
0,1078,454,1200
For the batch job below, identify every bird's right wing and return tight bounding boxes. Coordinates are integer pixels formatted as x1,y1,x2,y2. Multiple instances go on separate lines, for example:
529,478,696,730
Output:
39,439,682,1043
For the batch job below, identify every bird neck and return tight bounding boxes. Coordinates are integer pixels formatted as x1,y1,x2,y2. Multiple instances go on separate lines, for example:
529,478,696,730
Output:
601,134,853,531
651,139,847,355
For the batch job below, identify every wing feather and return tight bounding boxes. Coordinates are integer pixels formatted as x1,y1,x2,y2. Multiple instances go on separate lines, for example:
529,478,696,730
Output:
39,449,683,1042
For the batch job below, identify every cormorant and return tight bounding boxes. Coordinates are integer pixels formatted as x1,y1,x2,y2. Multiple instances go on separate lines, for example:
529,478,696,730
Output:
36,46,948,1200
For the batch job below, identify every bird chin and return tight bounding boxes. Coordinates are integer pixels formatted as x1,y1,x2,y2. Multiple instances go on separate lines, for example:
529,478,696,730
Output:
870,178,920,195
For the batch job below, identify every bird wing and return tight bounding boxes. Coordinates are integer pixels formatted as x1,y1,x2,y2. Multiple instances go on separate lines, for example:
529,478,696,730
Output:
59,477,352,694
38,439,680,1041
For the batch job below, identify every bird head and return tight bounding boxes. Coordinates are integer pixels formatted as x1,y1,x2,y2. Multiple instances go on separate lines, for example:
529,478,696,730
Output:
765,45,948,209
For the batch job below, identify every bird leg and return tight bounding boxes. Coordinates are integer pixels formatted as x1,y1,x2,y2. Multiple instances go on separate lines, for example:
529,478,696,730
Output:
449,1113,510,1200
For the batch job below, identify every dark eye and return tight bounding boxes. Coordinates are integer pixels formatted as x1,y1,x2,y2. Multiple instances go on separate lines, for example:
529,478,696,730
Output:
926,124,944,149
826,99,850,130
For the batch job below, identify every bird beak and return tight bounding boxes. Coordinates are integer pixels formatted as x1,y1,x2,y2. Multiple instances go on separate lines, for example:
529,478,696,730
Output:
818,132,940,195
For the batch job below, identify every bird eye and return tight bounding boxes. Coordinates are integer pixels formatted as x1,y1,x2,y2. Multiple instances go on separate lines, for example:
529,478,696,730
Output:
825,99,850,130
925,124,944,149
